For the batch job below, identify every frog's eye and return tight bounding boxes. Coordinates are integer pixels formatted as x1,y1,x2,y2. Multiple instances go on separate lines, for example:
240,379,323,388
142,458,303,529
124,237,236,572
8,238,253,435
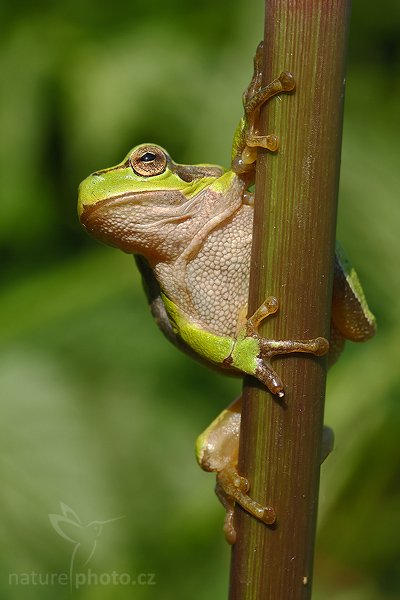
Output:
130,145,167,177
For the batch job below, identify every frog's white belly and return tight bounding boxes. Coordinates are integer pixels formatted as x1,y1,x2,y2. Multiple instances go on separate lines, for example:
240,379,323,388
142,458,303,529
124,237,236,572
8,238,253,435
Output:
182,206,253,337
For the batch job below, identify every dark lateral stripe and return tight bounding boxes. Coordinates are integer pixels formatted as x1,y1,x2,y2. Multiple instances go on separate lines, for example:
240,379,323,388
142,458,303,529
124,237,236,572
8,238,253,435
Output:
80,189,188,226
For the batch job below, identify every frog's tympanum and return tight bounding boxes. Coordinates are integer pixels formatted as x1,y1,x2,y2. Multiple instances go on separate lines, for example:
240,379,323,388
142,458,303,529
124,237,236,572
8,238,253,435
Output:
78,42,376,543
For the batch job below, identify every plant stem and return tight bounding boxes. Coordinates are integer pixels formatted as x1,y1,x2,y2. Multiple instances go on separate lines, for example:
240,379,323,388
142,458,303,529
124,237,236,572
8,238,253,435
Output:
229,1,351,598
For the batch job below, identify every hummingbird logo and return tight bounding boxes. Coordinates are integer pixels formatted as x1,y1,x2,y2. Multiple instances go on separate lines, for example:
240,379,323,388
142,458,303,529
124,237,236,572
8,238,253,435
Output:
49,502,124,589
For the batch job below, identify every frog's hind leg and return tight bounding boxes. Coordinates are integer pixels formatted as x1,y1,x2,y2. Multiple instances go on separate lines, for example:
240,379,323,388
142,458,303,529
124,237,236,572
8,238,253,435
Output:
216,464,276,544
196,397,275,544
331,247,376,344
197,394,334,544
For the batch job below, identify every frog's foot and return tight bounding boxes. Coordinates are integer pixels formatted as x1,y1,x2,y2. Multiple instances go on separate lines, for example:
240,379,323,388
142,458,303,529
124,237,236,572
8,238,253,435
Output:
248,297,329,397
232,66,295,175
215,464,275,544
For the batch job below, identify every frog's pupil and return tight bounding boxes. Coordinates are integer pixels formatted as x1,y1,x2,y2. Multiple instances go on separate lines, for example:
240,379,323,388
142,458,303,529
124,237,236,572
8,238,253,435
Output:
140,152,156,162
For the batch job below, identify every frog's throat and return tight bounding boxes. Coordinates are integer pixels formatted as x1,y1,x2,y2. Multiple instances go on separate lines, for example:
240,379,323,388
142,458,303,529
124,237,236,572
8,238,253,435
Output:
80,189,199,252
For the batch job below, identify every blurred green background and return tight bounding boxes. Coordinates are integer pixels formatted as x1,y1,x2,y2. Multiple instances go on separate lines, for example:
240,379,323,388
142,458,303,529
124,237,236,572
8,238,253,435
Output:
1,1,399,598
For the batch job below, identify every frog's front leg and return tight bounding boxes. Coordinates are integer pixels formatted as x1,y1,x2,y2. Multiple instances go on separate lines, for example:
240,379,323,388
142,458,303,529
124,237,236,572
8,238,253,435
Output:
163,291,328,397
232,297,329,397
231,41,295,174
197,397,334,544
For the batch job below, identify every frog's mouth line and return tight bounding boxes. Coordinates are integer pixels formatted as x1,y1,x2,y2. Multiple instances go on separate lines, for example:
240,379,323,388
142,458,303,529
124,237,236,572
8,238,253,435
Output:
80,189,191,228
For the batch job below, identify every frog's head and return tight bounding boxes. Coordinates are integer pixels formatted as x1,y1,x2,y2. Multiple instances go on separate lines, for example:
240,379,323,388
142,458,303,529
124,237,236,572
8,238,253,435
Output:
78,144,226,260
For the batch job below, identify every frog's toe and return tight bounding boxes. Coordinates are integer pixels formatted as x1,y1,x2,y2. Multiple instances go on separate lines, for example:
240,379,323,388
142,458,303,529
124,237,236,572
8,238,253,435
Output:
215,464,275,543
222,506,237,545
230,470,250,493
279,70,295,91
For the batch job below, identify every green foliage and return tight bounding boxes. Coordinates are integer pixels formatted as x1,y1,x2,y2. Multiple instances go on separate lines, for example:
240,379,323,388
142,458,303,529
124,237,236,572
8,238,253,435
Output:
1,1,399,598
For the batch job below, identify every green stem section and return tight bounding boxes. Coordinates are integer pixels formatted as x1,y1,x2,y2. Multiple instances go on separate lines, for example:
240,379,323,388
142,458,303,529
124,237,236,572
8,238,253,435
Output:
229,1,351,599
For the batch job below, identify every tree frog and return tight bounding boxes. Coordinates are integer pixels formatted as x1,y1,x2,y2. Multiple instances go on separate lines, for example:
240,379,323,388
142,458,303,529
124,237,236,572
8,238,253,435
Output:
78,42,376,543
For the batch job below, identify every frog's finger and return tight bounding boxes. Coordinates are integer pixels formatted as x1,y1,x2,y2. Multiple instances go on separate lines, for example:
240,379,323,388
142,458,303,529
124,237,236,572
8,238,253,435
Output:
244,71,295,116
256,336,329,396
